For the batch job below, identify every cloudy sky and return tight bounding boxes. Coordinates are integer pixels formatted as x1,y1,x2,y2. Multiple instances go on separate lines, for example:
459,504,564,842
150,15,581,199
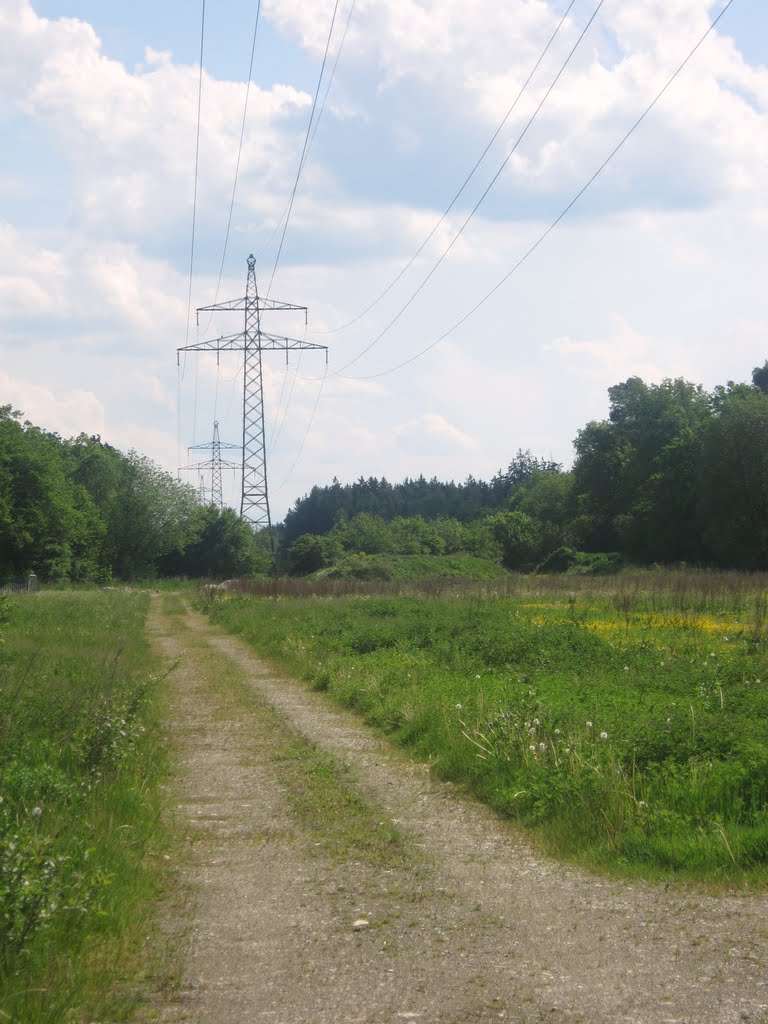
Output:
1,0,766,518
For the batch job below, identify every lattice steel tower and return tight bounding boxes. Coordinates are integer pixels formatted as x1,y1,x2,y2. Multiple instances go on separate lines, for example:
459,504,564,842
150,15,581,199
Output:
178,255,327,533
182,421,240,510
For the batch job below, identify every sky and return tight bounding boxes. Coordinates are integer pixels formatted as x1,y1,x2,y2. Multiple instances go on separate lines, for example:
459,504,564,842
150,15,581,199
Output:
1,0,767,520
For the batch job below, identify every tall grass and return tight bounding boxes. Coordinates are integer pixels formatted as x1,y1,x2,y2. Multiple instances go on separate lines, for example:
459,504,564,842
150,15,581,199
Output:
205,571,768,883
0,591,170,1023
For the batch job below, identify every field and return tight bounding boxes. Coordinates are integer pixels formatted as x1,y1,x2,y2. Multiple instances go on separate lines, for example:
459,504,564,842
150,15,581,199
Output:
205,570,768,883
0,590,170,1023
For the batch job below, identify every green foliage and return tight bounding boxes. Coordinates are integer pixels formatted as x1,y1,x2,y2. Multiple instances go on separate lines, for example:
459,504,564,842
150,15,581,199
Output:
753,360,768,395
0,408,260,581
206,574,768,881
0,591,169,1021
160,506,272,578
284,512,502,576
281,450,562,550
486,509,544,570
698,387,768,569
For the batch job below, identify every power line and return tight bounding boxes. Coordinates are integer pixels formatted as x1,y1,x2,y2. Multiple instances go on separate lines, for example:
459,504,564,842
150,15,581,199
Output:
264,0,342,298
309,0,579,338
183,0,206,351
258,0,355,455
204,0,263,341
274,363,329,494
256,0,356,268
343,0,737,383
327,0,605,378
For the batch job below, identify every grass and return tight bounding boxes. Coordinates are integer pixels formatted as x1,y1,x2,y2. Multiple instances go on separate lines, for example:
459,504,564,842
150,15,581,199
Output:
202,569,768,884
0,590,173,1023
311,553,509,582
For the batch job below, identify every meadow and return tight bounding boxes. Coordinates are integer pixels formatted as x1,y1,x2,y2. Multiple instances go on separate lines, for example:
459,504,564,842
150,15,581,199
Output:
0,590,170,1023
206,570,768,883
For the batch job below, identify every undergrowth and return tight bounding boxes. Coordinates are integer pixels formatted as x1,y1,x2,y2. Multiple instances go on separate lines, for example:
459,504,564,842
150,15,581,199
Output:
0,590,171,1023
203,571,768,884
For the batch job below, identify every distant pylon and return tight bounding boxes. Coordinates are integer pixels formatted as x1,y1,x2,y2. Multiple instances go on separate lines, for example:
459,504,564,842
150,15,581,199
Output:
178,255,328,540
182,421,239,509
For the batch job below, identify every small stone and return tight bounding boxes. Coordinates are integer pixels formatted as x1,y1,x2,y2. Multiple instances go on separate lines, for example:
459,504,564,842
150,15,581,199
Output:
352,918,370,931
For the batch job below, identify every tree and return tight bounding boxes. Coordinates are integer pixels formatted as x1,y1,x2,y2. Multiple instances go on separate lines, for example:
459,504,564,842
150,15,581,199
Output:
571,377,711,561
752,360,768,395
160,507,272,578
698,388,768,568
486,510,544,571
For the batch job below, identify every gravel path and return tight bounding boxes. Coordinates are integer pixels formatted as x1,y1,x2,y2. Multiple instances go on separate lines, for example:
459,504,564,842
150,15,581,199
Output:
149,598,768,1024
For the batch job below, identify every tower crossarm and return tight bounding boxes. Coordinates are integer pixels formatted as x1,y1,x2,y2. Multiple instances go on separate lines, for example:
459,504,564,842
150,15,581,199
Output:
259,331,327,353
178,331,327,356
196,297,308,314
178,331,247,354
188,440,241,452
181,458,239,472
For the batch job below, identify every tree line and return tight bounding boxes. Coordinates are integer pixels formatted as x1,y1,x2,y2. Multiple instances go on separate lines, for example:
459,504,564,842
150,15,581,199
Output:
3,361,767,581
0,407,270,581
283,364,768,573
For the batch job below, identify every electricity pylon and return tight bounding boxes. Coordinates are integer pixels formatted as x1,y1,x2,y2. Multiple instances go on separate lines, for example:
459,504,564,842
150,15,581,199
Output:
182,421,240,510
178,255,327,538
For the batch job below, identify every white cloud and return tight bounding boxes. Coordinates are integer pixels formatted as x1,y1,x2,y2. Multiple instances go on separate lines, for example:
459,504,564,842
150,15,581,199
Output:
0,369,106,438
394,411,475,455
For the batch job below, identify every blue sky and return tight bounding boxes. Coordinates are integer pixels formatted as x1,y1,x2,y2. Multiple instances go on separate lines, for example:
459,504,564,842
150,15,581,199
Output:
1,0,767,518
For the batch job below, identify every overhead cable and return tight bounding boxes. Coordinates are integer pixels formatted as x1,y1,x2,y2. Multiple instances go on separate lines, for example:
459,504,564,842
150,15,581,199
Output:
206,0,263,346
264,0,343,298
345,0,737,382
309,0,579,337
257,0,357,265
327,0,606,377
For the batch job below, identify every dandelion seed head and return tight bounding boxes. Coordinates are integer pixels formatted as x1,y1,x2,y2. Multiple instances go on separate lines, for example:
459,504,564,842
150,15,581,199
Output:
529,744,536,753
538,742,546,751
31,806,42,818
455,704,462,711
600,731,608,740
586,721,593,729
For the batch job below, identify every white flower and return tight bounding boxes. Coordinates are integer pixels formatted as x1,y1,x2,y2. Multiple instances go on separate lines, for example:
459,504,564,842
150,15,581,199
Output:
475,674,481,679
623,666,629,672
554,728,561,735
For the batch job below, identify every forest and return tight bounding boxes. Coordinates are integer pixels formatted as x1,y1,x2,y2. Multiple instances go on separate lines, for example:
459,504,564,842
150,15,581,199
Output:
283,365,768,575
1,362,767,582
0,406,270,582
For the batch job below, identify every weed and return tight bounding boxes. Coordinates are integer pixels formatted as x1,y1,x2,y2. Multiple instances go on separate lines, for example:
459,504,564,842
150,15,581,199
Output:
203,571,768,883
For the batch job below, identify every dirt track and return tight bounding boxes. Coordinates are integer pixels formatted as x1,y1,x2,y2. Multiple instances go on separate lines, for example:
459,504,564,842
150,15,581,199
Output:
149,597,768,1024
